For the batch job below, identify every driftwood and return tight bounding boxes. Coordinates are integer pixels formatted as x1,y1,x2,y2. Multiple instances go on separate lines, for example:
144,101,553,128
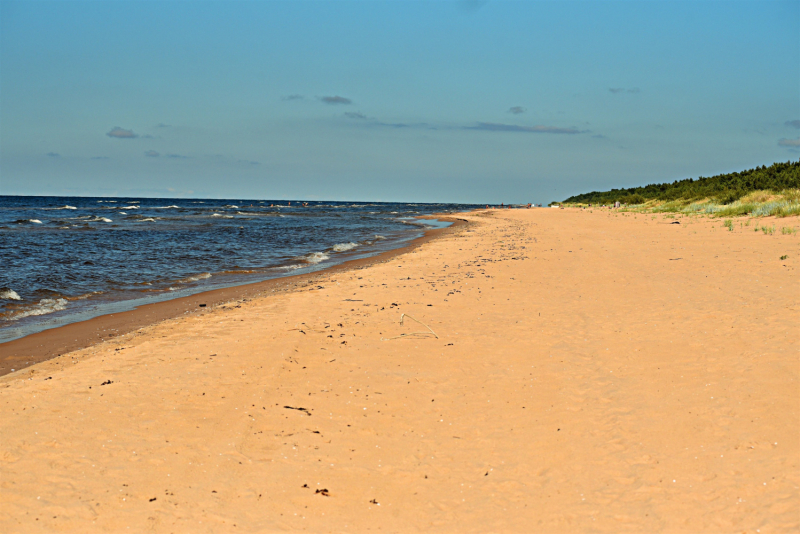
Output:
384,313,438,340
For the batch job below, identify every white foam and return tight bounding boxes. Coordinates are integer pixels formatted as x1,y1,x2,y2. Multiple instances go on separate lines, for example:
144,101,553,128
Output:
182,273,212,283
224,205,239,209
374,235,386,240
332,242,359,252
155,205,180,209
94,217,112,223
29,219,43,224
7,298,68,321
302,252,330,264
211,213,234,218
0,289,22,301
68,291,101,301
273,264,303,271
138,217,156,222
122,205,139,209
119,212,127,215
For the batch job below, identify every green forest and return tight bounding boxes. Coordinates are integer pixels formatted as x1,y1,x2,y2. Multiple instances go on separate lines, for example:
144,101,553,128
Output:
561,159,800,205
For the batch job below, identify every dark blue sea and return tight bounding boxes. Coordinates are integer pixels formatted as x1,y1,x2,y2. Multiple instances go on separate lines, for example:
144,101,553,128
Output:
0,196,478,342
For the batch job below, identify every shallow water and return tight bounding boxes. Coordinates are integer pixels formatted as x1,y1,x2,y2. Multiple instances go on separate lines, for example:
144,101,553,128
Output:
0,196,476,341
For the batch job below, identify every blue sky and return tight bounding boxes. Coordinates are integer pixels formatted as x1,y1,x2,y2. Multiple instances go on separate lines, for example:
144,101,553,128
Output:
1,0,798,203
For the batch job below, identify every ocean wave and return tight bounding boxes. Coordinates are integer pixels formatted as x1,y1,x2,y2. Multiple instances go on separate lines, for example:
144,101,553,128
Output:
180,272,212,283
121,205,139,209
374,235,386,240
272,264,303,271
73,215,112,222
224,205,239,209
4,298,68,321
211,213,234,218
137,217,157,222
301,252,329,264
66,291,102,301
154,205,180,209
235,211,265,216
332,242,359,252
0,288,22,301
43,205,77,210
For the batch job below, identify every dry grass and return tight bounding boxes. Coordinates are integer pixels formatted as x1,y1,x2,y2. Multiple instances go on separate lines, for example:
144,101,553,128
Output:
577,189,800,219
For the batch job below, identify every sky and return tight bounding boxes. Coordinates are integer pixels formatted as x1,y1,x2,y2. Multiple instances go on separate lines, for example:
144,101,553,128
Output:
1,0,798,203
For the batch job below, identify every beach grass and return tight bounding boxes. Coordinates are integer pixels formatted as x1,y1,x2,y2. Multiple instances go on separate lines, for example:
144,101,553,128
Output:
567,189,800,220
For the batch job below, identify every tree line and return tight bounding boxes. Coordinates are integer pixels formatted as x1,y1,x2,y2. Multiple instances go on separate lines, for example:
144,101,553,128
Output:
561,159,800,205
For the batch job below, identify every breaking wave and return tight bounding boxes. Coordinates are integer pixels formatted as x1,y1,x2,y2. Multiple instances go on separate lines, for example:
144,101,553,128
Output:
5,298,68,321
0,288,22,300
332,242,359,252
301,252,329,264
180,272,212,283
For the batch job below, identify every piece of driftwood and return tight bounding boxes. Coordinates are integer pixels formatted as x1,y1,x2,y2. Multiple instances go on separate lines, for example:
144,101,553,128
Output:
384,313,438,340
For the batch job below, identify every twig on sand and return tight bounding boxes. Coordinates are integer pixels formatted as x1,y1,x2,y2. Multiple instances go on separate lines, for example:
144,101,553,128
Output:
384,313,438,340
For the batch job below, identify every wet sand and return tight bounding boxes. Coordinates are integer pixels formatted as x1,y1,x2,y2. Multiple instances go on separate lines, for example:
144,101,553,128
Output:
1,208,797,532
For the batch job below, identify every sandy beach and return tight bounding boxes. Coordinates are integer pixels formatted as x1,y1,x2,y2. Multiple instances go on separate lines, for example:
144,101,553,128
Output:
1,208,797,533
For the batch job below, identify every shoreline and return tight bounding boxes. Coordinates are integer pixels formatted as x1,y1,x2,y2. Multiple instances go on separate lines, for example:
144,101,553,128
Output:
0,216,469,377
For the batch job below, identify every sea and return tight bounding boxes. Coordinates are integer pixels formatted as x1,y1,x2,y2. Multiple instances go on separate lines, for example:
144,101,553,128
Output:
0,196,480,343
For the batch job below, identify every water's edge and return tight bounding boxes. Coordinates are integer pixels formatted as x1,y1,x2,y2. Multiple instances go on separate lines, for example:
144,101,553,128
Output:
0,216,468,377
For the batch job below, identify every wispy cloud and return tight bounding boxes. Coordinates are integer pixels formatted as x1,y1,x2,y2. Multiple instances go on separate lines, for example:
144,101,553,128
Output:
345,117,430,129
778,137,800,147
508,106,526,115
785,120,800,129
46,152,60,158
320,95,352,105
344,111,368,120
281,94,304,101
144,150,160,157
107,127,137,139
465,122,583,134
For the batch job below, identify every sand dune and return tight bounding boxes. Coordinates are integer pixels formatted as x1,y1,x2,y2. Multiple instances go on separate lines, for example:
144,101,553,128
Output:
1,209,797,532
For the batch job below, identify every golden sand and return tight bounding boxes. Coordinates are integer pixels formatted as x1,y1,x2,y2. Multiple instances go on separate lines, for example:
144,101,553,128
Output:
1,209,797,532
